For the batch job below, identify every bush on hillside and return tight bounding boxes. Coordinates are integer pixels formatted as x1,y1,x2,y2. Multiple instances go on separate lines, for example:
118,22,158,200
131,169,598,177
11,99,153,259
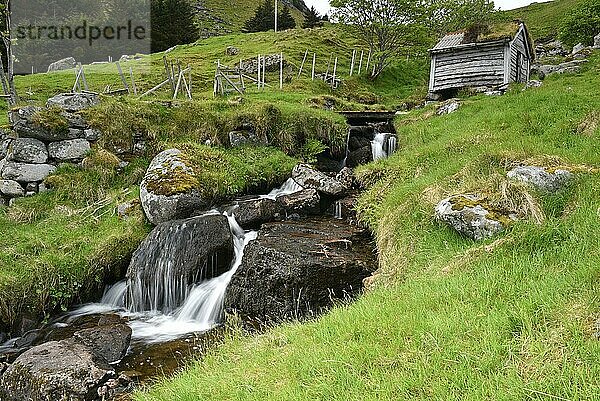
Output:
302,6,323,29
559,0,600,46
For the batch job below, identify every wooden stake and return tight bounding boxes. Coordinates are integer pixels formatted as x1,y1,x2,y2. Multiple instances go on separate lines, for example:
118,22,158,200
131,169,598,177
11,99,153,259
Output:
358,50,364,75
366,49,372,72
257,55,261,90
311,53,316,81
262,55,266,89
332,57,338,88
297,49,308,79
173,70,183,99
139,79,169,99
78,63,89,91
129,67,137,95
275,0,278,33
350,49,356,76
280,53,283,89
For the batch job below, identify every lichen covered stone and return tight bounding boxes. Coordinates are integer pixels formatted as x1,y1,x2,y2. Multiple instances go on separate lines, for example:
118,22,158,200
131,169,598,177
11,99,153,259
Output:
435,194,511,241
140,148,204,225
507,165,573,192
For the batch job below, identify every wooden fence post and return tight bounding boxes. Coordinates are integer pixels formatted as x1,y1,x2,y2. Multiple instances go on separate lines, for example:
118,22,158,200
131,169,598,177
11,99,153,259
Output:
350,49,356,76
358,50,364,75
311,53,316,81
280,53,283,89
297,49,308,79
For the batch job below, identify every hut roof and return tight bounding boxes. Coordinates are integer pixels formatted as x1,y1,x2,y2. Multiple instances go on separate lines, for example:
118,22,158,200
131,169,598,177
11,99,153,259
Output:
431,22,523,52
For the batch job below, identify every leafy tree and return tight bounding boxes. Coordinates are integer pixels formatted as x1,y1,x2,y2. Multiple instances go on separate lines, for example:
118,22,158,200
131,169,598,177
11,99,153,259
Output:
331,0,425,78
332,0,495,79
424,0,496,37
302,6,323,29
278,5,296,30
559,0,600,47
151,0,199,53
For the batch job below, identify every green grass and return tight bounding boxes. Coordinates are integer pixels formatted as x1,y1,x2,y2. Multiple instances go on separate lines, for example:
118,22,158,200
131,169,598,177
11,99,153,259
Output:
0,143,299,331
0,26,428,128
134,52,600,400
500,0,587,41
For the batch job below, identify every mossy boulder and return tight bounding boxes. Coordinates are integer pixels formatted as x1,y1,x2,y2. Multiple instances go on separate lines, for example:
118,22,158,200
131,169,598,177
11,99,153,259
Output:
140,148,204,225
507,165,574,192
435,194,513,241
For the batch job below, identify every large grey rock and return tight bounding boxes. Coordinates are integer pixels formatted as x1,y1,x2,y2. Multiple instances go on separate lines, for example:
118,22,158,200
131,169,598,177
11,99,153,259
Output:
47,57,76,72
46,92,100,112
73,324,131,364
537,60,587,79
1,162,56,183
228,129,266,147
437,99,460,115
12,106,80,142
227,197,285,228
435,194,510,241
8,138,48,164
0,339,114,401
48,139,91,161
595,33,600,48
0,180,25,197
292,164,345,197
126,213,234,313
507,166,573,192
276,189,321,214
572,43,585,54
140,149,205,225
225,217,377,321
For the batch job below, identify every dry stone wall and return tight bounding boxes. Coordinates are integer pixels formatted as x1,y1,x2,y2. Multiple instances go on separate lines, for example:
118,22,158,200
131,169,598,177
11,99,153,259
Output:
0,93,102,206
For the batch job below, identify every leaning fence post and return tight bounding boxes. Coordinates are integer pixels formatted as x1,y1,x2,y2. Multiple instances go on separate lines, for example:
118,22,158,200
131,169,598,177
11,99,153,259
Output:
350,49,356,76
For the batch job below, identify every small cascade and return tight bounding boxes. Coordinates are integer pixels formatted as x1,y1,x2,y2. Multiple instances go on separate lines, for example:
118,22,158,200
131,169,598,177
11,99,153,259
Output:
70,211,258,343
101,281,127,307
334,201,343,219
261,178,303,200
341,128,352,168
387,136,397,157
371,132,387,161
175,215,257,323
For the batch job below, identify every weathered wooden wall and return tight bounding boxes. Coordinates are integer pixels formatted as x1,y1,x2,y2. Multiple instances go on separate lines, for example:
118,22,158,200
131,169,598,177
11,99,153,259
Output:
509,28,530,83
430,45,506,92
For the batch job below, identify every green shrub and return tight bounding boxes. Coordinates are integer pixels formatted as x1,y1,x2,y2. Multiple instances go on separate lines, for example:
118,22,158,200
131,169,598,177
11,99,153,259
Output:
559,0,600,46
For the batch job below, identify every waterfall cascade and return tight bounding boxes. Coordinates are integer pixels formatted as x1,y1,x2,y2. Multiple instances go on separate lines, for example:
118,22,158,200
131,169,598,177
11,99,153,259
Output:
334,201,343,219
71,180,300,342
371,132,398,161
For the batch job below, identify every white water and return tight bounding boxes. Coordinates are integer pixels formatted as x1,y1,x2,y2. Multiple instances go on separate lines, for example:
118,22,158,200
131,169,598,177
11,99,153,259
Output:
69,176,307,343
261,178,303,200
371,132,388,161
371,133,398,161
334,201,343,219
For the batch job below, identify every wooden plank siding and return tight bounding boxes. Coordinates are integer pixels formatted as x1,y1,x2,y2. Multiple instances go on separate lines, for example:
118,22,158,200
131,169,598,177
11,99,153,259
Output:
509,27,530,83
428,23,534,94
431,45,505,92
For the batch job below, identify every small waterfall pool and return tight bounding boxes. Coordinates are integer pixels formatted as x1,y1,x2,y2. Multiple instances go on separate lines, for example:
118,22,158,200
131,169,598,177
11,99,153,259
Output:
69,178,303,345
69,214,257,344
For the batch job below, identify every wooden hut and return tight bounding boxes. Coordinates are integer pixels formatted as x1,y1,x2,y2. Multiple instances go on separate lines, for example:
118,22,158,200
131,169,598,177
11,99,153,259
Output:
428,22,534,97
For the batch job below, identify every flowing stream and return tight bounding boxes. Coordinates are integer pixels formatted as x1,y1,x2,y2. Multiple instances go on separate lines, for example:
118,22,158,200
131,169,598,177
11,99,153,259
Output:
69,178,304,344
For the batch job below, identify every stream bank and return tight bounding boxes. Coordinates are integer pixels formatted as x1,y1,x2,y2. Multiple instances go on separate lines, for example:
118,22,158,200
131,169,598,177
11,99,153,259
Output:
0,114,398,400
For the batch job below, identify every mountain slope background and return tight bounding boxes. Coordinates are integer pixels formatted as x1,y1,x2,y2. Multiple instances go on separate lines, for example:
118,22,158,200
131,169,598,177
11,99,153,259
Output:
195,0,310,37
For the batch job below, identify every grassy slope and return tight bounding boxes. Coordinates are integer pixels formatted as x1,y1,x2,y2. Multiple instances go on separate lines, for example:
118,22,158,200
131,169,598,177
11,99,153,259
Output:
2,26,429,330
136,53,600,400
201,0,306,32
500,0,585,40
3,26,427,125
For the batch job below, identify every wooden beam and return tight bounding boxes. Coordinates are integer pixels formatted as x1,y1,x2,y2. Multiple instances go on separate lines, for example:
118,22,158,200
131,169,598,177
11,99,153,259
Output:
138,79,170,99
297,49,308,79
